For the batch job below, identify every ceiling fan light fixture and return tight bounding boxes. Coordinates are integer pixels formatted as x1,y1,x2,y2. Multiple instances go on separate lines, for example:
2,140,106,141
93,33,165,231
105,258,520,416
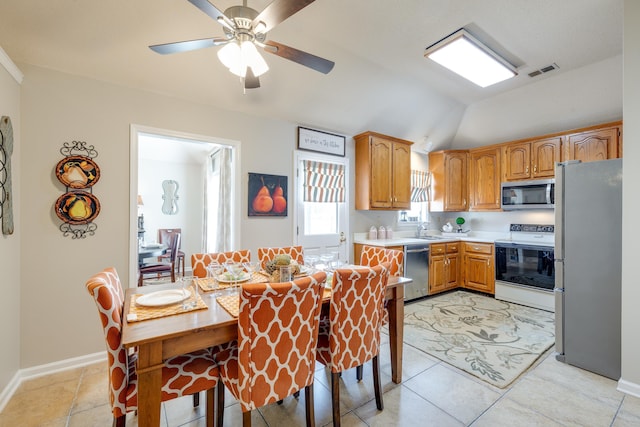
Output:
240,41,269,76
217,42,241,70
425,29,516,88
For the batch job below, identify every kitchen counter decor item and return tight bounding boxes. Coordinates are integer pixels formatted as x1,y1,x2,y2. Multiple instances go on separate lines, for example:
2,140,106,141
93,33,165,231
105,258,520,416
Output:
54,140,100,238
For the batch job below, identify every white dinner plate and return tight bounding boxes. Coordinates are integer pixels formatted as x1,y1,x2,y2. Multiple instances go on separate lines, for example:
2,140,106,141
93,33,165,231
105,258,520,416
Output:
136,289,190,307
217,271,251,283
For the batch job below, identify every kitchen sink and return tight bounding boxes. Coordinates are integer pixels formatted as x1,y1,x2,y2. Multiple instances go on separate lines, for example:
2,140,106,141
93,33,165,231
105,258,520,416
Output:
417,236,443,240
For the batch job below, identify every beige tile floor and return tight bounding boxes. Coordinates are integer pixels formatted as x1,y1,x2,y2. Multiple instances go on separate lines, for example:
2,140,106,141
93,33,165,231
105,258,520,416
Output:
2,335,640,426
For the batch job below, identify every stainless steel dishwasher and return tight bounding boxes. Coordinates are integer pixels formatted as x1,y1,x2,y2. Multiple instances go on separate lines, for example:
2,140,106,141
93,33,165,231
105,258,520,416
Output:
403,244,429,301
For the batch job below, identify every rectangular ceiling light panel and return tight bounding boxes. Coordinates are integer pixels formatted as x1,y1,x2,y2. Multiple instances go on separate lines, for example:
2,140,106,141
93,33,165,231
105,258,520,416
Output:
425,29,516,88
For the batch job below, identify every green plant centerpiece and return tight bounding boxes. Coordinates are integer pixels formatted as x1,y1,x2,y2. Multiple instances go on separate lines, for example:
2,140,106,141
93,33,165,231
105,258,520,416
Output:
455,217,465,232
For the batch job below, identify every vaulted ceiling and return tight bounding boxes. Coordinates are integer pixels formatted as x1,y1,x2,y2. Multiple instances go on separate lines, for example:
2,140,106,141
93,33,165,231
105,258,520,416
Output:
0,0,623,146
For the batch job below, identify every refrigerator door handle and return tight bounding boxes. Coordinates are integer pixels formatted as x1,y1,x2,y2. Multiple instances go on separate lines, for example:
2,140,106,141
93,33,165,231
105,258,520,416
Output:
554,287,565,361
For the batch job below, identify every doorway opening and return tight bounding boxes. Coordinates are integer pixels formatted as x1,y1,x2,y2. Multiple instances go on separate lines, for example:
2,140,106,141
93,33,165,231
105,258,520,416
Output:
129,125,241,287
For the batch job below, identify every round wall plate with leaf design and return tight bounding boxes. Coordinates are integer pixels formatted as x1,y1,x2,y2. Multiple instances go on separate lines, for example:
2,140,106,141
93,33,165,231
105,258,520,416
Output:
55,155,100,189
55,191,101,225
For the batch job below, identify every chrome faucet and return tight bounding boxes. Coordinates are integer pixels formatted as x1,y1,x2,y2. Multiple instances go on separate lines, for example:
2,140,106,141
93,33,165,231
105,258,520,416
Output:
415,222,427,237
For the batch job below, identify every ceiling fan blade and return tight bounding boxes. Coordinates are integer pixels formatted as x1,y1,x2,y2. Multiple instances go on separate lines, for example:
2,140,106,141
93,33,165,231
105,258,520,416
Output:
244,68,261,89
149,37,228,54
187,0,227,22
264,40,334,74
253,0,316,33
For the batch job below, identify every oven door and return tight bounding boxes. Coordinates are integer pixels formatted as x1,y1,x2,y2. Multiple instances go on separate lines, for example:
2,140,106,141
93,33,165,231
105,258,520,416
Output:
495,242,555,291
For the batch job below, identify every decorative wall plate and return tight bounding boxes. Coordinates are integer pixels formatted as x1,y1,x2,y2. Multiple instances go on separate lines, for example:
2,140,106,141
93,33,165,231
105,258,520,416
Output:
55,155,100,189
55,191,101,225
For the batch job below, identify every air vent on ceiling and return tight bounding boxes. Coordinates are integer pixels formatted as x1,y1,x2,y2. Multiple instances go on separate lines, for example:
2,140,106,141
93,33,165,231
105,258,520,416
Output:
528,63,559,78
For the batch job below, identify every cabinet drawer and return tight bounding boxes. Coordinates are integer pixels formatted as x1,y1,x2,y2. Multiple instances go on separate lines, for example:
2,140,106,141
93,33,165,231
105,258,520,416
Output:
463,242,493,255
430,243,446,255
446,242,460,253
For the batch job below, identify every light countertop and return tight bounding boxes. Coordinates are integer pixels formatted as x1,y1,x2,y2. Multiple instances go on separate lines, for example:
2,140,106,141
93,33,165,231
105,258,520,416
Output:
353,230,509,247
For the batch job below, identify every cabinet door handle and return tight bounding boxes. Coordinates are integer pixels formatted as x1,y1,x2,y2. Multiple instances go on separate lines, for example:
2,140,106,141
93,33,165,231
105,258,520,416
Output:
534,164,538,173
487,258,490,266
526,166,529,174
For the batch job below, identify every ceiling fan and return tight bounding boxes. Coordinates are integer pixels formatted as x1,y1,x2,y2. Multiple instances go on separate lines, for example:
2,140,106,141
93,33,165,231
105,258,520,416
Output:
149,0,335,90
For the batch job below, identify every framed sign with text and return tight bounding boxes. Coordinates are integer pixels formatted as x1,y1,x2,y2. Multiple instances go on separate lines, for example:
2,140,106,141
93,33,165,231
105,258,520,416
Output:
297,126,345,157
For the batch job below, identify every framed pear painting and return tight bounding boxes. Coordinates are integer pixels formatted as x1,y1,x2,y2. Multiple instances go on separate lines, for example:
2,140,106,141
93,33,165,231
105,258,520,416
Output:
248,173,288,217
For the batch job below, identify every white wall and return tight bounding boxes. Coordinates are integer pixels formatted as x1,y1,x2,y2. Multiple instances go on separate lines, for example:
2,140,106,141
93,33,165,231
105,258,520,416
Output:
0,50,21,396
620,0,640,395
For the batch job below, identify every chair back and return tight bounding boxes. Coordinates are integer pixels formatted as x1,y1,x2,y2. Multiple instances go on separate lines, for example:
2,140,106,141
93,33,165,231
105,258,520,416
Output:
167,232,181,264
191,250,251,278
85,267,128,418
158,228,182,249
236,271,326,411
360,245,404,277
321,264,390,372
257,246,304,269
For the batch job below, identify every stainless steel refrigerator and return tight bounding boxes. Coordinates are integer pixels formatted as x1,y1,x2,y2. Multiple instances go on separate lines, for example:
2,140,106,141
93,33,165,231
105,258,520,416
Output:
554,159,622,380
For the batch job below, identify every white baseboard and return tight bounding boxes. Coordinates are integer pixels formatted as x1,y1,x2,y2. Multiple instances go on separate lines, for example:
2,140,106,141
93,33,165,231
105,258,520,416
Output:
0,371,21,414
618,378,640,398
0,351,106,413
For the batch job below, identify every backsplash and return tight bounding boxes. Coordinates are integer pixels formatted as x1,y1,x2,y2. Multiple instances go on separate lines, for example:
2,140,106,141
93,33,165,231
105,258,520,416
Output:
352,209,556,235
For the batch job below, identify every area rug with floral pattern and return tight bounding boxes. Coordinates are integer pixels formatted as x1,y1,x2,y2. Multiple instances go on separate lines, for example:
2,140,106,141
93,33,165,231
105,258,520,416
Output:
402,290,555,388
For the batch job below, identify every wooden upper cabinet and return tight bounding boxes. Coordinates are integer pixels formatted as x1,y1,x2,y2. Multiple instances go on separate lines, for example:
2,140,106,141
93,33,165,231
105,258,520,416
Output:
354,131,413,210
565,126,621,162
469,147,501,211
504,137,560,181
429,150,468,212
392,142,412,209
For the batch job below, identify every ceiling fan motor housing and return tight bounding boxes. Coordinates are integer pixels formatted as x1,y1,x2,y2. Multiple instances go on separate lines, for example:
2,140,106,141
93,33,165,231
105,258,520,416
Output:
223,5,265,42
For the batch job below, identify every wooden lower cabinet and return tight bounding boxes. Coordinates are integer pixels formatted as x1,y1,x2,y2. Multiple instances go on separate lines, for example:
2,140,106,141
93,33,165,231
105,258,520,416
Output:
429,242,460,294
462,242,495,294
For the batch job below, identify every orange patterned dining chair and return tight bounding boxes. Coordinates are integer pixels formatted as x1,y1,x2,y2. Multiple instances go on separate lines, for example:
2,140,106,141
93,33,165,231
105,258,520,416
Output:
212,270,327,427
359,245,404,277
315,264,390,427
158,228,186,276
359,245,404,332
191,250,252,278
257,246,304,269
138,232,181,286
85,267,219,427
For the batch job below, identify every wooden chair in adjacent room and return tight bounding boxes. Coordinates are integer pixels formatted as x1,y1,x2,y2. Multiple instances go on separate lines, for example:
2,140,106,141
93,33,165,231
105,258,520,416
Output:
138,232,181,286
85,267,219,427
257,245,304,269
211,271,327,427
158,228,186,277
315,264,390,427
191,250,252,278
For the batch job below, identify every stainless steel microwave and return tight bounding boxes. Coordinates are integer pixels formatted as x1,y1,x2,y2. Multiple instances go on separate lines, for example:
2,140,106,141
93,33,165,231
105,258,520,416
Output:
501,179,554,210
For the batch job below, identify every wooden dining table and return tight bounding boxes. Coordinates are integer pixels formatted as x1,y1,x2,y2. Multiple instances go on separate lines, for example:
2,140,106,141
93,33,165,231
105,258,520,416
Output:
121,274,411,427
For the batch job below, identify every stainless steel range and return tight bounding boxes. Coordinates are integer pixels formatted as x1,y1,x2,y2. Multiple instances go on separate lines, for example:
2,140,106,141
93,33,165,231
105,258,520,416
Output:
494,224,555,311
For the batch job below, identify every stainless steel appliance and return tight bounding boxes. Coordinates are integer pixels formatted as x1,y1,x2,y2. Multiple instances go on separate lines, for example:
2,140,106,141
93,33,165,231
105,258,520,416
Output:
495,224,555,311
501,179,554,210
555,159,622,380
403,244,429,301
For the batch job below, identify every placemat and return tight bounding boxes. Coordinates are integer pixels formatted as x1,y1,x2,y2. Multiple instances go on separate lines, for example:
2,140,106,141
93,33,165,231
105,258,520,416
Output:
216,294,240,318
196,271,272,292
127,289,207,322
